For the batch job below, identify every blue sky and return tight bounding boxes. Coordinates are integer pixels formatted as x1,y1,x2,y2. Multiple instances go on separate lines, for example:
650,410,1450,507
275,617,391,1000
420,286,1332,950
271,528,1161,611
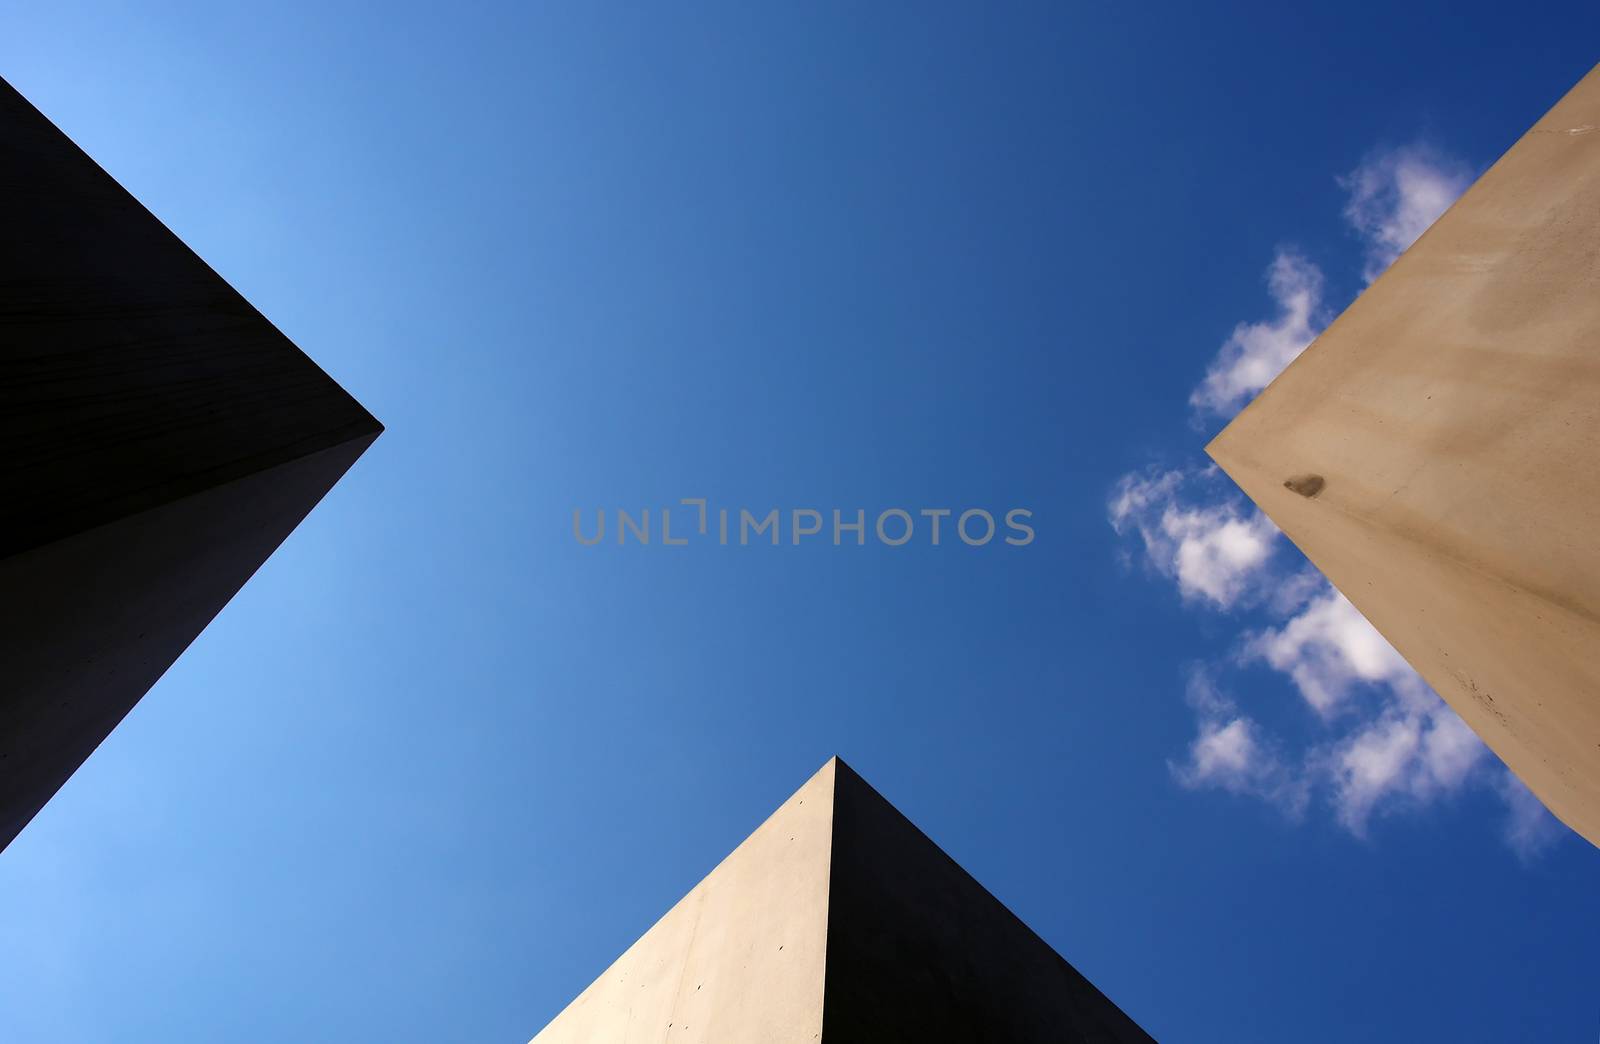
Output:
2,3,1597,1041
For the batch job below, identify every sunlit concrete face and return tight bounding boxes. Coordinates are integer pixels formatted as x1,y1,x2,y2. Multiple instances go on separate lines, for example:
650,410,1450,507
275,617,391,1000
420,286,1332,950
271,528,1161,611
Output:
530,759,1153,1043
530,761,835,1043
1208,65,1600,847
0,76,381,850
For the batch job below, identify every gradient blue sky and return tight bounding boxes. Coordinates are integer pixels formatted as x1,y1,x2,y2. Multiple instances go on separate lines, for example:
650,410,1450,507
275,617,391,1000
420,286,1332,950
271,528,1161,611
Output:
2,3,1597,1041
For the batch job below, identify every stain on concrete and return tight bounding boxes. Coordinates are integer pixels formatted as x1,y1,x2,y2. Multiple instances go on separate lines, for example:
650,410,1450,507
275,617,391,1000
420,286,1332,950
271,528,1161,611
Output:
1283,474,1325,498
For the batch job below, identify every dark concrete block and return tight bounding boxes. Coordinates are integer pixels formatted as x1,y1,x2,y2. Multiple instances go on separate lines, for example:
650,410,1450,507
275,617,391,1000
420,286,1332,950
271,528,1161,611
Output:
823,760,1153,1043
0,76,382,851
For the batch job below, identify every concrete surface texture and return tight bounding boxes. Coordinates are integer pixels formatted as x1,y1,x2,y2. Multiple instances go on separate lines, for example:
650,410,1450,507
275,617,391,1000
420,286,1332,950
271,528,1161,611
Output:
0,76,381,850
1208,64,1600,847
530,759,835,1043
530,758,1153,1043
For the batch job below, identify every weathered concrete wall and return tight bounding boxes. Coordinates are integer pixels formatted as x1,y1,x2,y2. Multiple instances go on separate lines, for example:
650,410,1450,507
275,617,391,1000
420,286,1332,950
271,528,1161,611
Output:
530,761,834,1043
822,761,1153,1043
0,76,381,849
1208,65,1600,846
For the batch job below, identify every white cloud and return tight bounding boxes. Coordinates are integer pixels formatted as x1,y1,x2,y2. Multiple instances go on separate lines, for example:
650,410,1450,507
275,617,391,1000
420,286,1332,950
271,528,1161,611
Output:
1188,717,1260,785
1322,699,1486,836
1108,468,1281,609
1497,771,1567,862
1169,635,1491,835
1187,145,1471,424
1189,251,1325,419
1325,713,1420,831
1341,145,1473,282
1171,669,1307,815
1247,588,1413,716
1418,708,1486,790
1116,528,1563,848
1242,585,1491,834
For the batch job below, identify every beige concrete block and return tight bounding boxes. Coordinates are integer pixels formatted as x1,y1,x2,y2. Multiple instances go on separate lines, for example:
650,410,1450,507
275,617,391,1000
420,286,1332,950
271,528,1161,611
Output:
1208,65,1600,847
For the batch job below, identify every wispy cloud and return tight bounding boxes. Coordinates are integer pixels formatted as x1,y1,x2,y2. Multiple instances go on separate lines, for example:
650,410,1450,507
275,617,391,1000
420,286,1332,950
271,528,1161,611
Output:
1317,678,1486,836
1497,771,1568,863
1162,581,1494,838
1246,588,1416,717
1189,251,1326,420
1171,668,1308,815
1108,468,1281,609
1340,145,1474,282
1110,140,1570,858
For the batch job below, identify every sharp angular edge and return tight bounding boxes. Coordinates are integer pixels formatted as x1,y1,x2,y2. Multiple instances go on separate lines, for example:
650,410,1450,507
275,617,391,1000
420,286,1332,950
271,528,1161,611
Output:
0,75,383,850
530,761,835,1042
0,435,377,847
1207,65,1600,847
822,759,1155,1043
529,759,1154,1042
0,73,383,558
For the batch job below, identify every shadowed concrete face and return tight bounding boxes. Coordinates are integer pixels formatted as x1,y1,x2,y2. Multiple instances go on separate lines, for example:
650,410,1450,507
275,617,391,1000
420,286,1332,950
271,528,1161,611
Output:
530,759,1153,1043
1208,65,1600,847
0,76,382,850
821,762,1153,1042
